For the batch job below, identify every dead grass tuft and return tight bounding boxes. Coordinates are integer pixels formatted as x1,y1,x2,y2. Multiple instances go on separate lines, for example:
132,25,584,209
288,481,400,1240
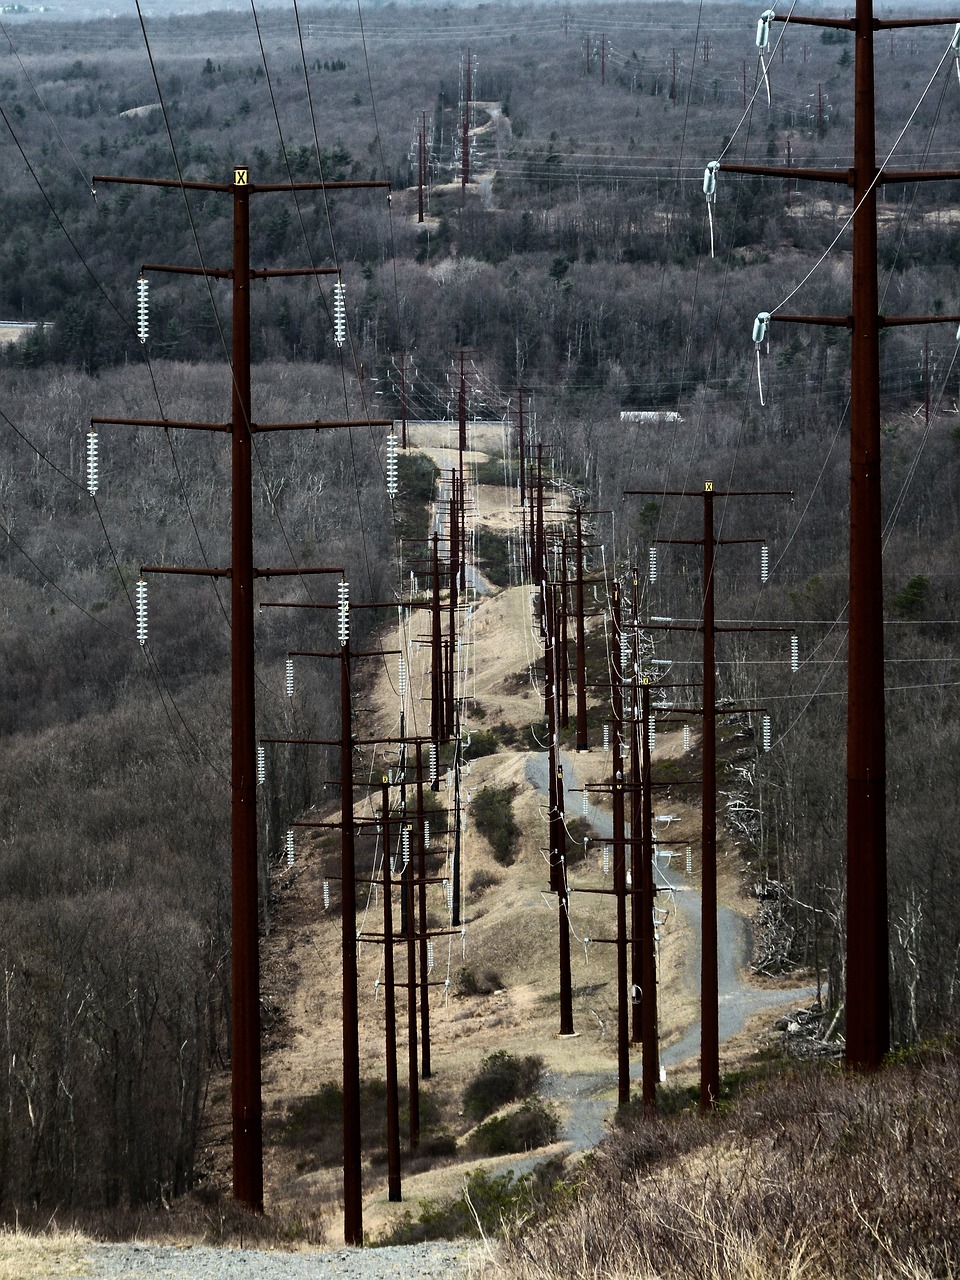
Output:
0,1225,91,1279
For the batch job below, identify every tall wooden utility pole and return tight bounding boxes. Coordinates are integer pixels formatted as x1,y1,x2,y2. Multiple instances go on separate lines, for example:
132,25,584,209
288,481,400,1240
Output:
719,3,960,1071
92,166,389,1217
627,484,789,1107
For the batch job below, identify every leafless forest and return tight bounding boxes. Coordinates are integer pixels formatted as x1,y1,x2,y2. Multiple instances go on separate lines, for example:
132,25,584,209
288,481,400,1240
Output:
0,0,958,1214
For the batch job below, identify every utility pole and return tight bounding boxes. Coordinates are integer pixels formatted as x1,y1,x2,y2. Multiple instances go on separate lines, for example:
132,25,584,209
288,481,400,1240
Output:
461,47,472,198
418,111,426,225
628,484,789,1108
544,581,574,1035
574,506,589,750
718,1,960,1071
92,165,389,1216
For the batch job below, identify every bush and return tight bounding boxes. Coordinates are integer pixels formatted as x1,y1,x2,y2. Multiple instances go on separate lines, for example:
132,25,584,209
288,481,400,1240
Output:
467,1099,559,1156
375,1168,536,1244
463,729,499,760
453,966,503,997
463,1050,545,1122
476,528,512,587
469,867,502,897
472,784,520,865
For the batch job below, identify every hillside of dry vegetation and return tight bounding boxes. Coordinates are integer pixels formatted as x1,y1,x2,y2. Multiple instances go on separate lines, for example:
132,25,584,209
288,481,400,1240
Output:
479,1044,960,1280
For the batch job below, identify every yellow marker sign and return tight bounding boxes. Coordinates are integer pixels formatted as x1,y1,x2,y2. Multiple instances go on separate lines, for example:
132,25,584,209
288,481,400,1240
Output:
704,480,714,491
234,167,249,186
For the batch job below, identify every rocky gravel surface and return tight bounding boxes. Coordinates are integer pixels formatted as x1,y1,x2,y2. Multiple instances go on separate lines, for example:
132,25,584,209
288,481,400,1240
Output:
79,1241,474,1280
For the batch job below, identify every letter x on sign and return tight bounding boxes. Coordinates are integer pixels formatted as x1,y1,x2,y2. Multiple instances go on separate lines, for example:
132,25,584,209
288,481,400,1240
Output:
234,168,249,186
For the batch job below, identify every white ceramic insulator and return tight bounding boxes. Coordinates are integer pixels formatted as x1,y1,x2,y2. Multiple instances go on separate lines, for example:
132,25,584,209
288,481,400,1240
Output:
135,577,148,646
257,745,266,785
763,714,772,752
136,275,149,344
86,429,99,497
286,829,295,867
683,723,691,752
333,280,346,347
760,544,770,583
323,880,330,909
338,579,350,646
790,634,800,673
386,430,398,498
648,545,658,582
285,656,295,697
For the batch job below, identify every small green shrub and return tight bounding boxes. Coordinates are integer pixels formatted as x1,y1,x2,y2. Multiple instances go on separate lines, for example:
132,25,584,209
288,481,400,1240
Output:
463,1050,545,1122
472,784,519,865
476,529,512,587
467,1099,559,1156
464,729,499,760
375,1168,536,1244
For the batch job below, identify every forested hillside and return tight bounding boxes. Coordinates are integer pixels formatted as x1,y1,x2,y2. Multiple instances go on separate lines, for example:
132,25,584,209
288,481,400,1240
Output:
0,0,958,1212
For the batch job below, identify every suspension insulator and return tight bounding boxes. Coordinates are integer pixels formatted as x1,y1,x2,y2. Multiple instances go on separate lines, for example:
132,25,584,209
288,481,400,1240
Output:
338,579,350,646
136,274,149,345
333,280,346,348
386,429,398,498
135,577,148,646
86,429,99,497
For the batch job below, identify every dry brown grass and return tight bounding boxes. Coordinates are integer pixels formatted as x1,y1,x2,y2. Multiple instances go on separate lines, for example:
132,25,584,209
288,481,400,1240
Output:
0,1225,90,1279
475,1046,960,1280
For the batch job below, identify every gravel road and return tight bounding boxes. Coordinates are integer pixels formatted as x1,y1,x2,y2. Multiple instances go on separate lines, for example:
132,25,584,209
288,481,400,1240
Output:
77,1240,473,1280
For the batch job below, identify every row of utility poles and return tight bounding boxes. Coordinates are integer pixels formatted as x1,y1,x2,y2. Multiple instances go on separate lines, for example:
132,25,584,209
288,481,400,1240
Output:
92,0,947,1226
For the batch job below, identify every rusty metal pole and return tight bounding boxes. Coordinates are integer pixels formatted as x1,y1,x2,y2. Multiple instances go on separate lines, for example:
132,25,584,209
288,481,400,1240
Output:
399,348,408,449
229,169,263,1214
611,580,629,1106
846,0,888,1072
340,642,363,1243
640,679,659,1112
403,820,420,1149
431,533,444,748
558,533,570,729
574,506,589,751
545,584,574,1034
415,743,432,1078
417,115,425,226
380,781,401,1201
701,485,719,1110
629,696,643,1047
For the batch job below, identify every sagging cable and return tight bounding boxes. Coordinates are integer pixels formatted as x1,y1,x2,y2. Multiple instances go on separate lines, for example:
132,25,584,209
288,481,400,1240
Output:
953,23,960,89
753,311,771,405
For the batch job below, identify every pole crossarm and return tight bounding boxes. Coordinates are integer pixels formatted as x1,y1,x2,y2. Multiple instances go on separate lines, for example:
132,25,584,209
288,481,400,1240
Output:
141,263,341,280
720,162,960,185
94,173,391,195
91,414,393,433
773,12,960,29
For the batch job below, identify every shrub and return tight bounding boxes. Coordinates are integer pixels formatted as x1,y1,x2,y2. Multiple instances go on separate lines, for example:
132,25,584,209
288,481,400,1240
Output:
472,784,520,865
463,1050,545,1122
463,729,499,760
453,966,503,997
375,1168,536,1244
467,1099,559,1156
469,867,502,897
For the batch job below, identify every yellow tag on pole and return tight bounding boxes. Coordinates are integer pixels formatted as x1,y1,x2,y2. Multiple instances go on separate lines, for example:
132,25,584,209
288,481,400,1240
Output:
234,167,249,186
